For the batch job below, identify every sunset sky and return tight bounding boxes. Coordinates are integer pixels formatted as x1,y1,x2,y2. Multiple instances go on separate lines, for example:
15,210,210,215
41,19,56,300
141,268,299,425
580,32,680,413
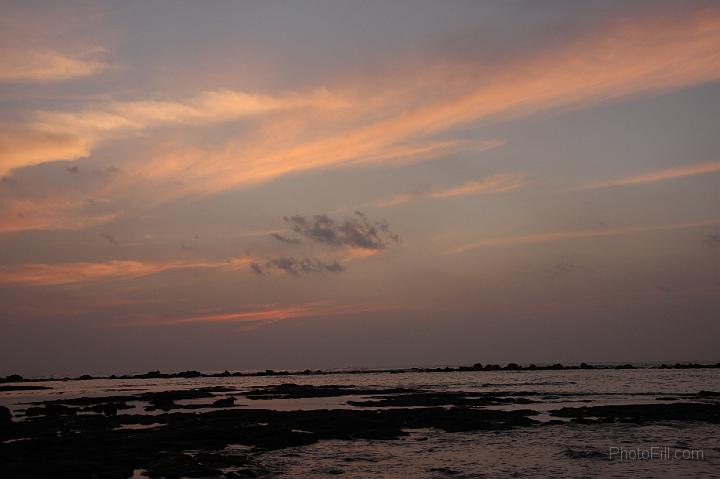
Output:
1,0,719,376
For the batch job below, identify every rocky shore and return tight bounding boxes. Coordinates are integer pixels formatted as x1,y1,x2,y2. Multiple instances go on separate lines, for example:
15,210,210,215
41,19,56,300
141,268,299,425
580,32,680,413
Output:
1,384,719,478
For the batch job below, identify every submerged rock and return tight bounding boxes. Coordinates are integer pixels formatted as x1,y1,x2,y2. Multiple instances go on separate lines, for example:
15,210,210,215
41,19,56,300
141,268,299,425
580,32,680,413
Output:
550,403,720,423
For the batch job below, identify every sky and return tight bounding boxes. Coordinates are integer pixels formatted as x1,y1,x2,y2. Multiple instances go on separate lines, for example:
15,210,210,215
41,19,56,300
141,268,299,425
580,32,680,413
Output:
1,0,719,376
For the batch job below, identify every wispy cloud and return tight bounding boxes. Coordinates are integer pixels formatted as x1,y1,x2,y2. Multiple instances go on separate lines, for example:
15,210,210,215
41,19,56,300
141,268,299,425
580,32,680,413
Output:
33,89,346,136
705,233,720,247
109,8,720,201
270,232,301,244
0,257,252,286
445,219,720,254
141,302,400,326
0,198,122,235
0,48,108,83
1,89,346,175
376,173,526,207
4,8,720,231
572,161,720,190
0,127,93,175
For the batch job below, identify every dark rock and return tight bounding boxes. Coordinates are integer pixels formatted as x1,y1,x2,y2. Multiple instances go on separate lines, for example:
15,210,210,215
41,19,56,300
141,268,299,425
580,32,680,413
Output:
564,448,606,459
146,453,221,478
24,403,78,417
83,403,128,416
572,417,600,424
211,397,236,407
348,391,539,408
244,383,416,400
0,385,52,392
698,390,720,397
0,399,537,477
0,374,23,383
0,406,11,423
551,403,720,423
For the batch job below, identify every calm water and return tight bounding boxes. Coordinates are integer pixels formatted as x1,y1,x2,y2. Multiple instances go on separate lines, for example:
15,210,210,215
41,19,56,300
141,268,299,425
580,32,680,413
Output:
3,368,720,478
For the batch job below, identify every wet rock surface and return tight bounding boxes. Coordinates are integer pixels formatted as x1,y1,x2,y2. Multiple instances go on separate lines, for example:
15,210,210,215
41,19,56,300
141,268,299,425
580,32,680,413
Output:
0,385,52,392
242,383,417,400
550,402,720,423
0,406,11,424
0,405,537,478
347,391,540,407
3,385,719,477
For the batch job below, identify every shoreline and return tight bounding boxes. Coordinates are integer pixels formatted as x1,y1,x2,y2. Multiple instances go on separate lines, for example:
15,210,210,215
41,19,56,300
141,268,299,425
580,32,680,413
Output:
3,361,720,384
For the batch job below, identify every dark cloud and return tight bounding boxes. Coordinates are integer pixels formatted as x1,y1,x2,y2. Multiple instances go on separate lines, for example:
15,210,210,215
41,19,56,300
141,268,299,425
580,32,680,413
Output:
100,233,119,246
67,166,80,174
249,262,266,276
179,234,199,251
705,233,720,246
179,242,196,251
284,211,399,250
545,260,593,278
1,177,19,186
265,256,344,276
270,232,301,244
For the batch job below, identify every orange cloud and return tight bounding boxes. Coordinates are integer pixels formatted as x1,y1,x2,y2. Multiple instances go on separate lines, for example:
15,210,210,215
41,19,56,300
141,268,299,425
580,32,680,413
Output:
122,8,720,201
0,48,107,83
141,302,399,326
376,173,526,207
0,198,121,235
445,219,720,254
1,89,347,175
0,257,252,286
33,89,347,135
573,161,720,190
4,8,720,230
0,127,92,175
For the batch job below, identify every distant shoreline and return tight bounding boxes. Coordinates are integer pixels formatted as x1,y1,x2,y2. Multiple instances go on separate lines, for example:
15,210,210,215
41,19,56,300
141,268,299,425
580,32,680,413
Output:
3,361,719,384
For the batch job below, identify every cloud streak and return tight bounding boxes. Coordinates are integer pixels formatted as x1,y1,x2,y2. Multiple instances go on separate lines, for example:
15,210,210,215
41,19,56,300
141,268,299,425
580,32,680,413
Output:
3,8,720,233
111,8,720,201
144,302,399,326
377,173,526,207
270,233,301,244
572,161,720,190
0,198,122,235
0,257,252,286
445,219,720,254
1,89,346,175
0,48,107,83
